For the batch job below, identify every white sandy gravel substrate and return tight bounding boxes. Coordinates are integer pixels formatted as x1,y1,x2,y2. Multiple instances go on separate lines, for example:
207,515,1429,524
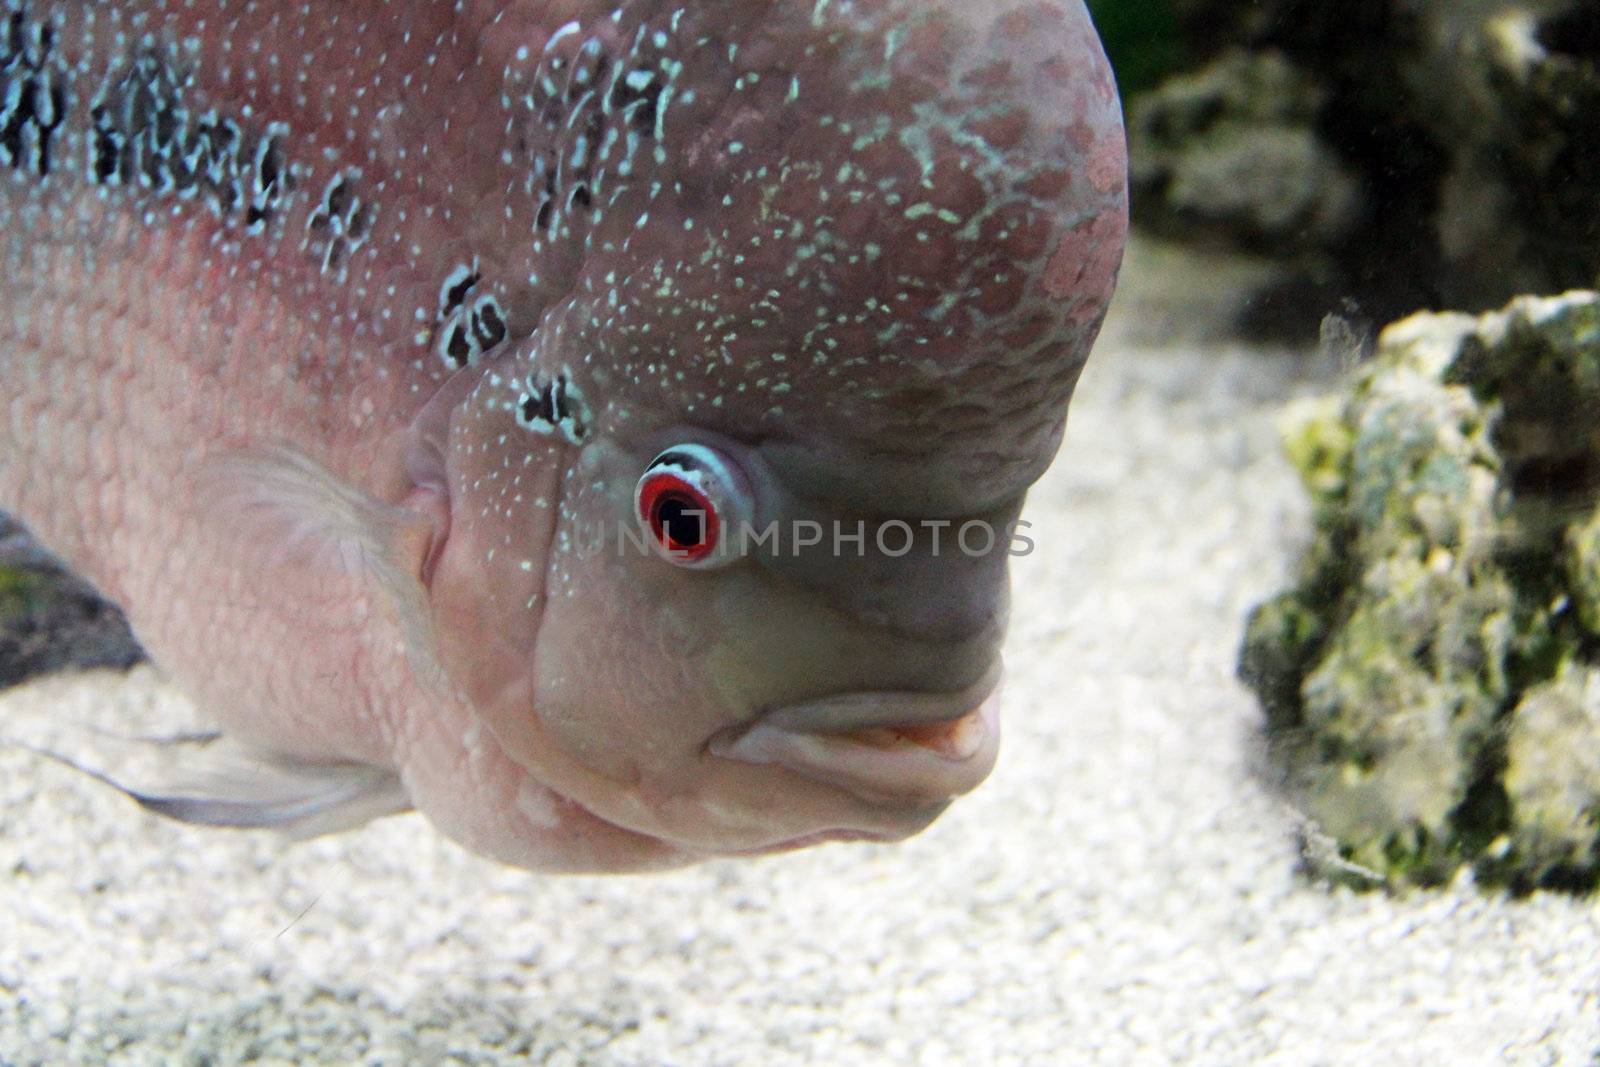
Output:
2,241,1598,1066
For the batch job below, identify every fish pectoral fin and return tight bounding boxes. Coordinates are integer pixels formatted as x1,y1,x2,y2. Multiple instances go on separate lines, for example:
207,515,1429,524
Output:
16,734,412,839
130,760,411,839
198,443,436,593
196,444,449,687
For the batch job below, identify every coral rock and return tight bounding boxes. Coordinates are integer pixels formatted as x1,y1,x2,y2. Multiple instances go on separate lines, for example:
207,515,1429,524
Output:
1242,291,1600,892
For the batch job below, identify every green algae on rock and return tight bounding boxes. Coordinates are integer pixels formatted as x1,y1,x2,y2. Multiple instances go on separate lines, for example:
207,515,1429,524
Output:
1241,291,1600,893
0,514,143,689
1501,665,1600,886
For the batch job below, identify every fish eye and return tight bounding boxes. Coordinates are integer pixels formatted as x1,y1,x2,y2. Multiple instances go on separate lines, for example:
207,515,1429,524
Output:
634,444,750,569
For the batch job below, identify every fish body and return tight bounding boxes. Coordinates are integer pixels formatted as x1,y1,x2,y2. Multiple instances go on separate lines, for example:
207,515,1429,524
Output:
0,0,1126,870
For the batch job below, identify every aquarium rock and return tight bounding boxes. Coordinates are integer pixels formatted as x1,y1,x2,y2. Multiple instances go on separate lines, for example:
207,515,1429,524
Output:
1127,0,1599,332
1128,51,1362,253
1241,290,1600,892
0,513,142,689
1503,665,1600,882
1451,6,1600,298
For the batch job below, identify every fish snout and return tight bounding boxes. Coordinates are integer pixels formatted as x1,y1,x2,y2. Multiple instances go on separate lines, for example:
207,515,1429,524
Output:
758,532,1015,647
708,661,1003,807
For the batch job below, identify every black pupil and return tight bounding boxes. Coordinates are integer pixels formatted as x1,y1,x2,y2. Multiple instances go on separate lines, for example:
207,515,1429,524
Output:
653,492,708,548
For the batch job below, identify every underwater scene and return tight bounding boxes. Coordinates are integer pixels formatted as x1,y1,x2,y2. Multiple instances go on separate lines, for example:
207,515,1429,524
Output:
2,1,1599,1062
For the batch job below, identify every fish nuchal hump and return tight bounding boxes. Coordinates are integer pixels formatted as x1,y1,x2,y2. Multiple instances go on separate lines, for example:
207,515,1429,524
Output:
4,0,1125,483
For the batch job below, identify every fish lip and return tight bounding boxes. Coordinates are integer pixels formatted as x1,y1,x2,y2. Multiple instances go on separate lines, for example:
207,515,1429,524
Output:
752,660,1003,736
706,664,1004,806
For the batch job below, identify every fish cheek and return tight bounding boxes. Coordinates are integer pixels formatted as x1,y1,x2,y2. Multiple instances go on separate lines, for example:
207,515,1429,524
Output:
473,440,750,807
540,513,726,768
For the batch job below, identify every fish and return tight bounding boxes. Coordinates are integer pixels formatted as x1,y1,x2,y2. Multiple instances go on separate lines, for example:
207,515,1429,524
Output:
0,0,1127,871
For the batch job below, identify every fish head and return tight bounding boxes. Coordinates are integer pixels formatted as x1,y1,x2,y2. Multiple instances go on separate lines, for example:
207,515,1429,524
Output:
411,0,1126,864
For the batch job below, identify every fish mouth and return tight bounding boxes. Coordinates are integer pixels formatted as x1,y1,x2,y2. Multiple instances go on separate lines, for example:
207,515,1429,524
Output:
707,663,1003,807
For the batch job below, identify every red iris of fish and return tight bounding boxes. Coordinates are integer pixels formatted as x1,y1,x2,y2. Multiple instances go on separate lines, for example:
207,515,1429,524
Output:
637,471,720,563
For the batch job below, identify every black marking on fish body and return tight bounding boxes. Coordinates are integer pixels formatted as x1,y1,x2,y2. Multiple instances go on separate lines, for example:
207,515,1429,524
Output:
439,262,481,319
428,260,512,371
512,16,683,247
470,296,508,350
442,319,474,369
0,3,67,178
246,126,290,233
87,45,297,234
434,291,510,370
516,370,590,445
304,168,376,281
